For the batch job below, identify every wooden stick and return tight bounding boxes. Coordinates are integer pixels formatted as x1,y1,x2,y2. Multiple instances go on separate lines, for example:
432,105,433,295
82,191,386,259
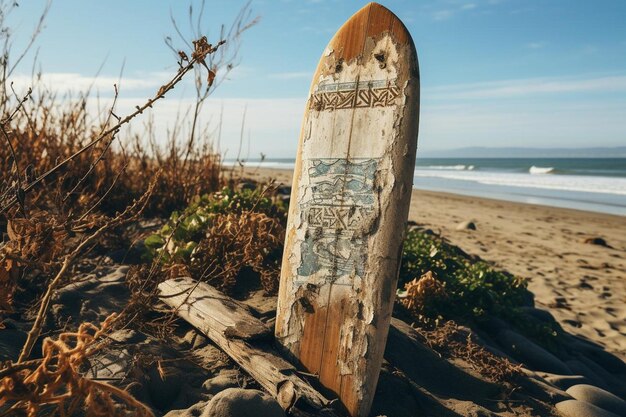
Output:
157,277,340,417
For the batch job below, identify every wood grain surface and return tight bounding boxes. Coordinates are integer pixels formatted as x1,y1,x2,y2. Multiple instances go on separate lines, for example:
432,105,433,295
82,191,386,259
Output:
158,278,339,416
275,3,420,416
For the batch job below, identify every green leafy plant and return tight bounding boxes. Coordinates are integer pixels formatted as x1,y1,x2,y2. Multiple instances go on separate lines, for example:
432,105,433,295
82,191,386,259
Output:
399,229,530,320
143,186,286,263
140,185,286,296
398,229,563,350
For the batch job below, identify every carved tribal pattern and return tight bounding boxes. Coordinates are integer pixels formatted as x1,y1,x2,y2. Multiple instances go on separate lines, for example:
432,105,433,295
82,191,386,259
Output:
296,158,379,285
310,79,399,111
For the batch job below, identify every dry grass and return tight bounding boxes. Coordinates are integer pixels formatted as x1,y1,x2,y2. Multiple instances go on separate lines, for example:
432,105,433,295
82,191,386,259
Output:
0,211,67,317
400,271,522,383
416,320,522,383
0,73,224,220
0,0,258,318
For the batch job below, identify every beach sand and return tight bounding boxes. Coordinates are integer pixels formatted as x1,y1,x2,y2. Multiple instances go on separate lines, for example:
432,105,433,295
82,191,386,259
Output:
4,166,623,417
242,166,626,361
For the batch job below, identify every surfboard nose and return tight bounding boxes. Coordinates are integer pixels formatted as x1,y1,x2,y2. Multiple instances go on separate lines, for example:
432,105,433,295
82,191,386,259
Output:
363,2,393,13
356,2,402,22
310,1,417,85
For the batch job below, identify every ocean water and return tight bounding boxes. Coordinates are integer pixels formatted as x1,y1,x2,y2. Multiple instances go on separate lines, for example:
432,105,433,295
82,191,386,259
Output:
227,158,626,216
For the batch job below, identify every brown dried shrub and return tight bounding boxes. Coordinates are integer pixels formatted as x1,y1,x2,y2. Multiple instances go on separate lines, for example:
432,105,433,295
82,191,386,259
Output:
0,314,153,417
124,262,191,334
0,212,66,317
0,93,224,219
190,211,285,295
3,212,68,268
0,260,16,318
399,271,447,317
399,273,521,383
0,205,138,323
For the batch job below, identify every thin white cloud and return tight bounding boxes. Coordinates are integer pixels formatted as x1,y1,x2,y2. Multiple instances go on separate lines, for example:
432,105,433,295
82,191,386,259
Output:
8,72,169,95
525,41,546,49
222,65,254,81
578,44,599,55
419,99,626,151
268,71,311,80
429,0,494,21
432,9,454,20
87,96,306,158
300,25,334,35
8,66,250,98
425,75,626,100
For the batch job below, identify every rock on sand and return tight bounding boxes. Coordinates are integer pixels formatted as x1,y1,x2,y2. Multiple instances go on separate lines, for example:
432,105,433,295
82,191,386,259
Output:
497,329,572,375
556,400,620,417
583,237,610,248
204,388,285,417
456,220,477,230
544,375,592,391
202,369,243,396
566,385,626,416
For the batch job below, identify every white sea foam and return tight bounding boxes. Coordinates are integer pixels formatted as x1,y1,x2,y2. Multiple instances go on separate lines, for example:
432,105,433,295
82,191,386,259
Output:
529,166,555,175
226,160,626,197
422,164,471,171
413,169,626,196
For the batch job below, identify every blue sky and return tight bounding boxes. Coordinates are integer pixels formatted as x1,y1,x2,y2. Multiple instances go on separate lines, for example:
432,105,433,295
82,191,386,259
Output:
7,0,626,158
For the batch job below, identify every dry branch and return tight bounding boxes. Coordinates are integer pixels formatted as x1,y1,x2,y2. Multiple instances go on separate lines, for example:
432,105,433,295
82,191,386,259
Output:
0,37,225,216
17,178,158,363
158,277,341,417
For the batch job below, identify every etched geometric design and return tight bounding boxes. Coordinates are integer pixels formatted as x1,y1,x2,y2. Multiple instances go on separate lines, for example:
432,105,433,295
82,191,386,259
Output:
296,158,379,285
310,79,399,111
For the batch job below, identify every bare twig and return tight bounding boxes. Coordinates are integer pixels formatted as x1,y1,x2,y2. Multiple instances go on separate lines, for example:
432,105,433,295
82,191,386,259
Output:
76,162,128,223
17,177,158,363
0,38,225,216
0,88,32,214
62,84,121,203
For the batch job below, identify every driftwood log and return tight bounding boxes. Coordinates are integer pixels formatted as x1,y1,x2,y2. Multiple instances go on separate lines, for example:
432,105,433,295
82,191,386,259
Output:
158,277,340,417
159,278,493,415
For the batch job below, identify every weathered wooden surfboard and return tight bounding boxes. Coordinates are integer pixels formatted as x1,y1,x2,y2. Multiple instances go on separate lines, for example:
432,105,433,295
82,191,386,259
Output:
275,3,419,416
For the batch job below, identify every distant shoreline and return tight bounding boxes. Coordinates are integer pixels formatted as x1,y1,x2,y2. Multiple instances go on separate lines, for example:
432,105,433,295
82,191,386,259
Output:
227,160,626,216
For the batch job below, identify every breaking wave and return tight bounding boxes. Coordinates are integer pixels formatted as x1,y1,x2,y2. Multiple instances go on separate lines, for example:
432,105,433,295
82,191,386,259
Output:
422,164,475,171
413,169,626,196
529,166,556,175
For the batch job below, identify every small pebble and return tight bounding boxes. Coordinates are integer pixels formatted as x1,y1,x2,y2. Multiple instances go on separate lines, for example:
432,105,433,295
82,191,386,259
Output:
456,220,477,231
